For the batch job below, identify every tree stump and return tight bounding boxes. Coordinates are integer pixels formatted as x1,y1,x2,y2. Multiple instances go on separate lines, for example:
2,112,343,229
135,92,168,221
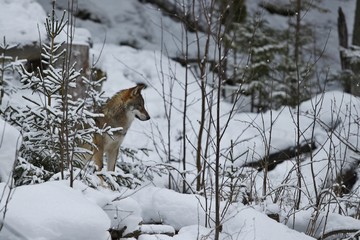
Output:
61,43,90,100
337,7,360,96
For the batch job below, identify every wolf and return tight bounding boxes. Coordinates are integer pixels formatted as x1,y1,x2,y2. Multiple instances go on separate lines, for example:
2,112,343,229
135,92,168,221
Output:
92,84,150,171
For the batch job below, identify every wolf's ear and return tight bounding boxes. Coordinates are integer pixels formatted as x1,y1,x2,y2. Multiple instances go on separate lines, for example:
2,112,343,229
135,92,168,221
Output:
132,84,146,95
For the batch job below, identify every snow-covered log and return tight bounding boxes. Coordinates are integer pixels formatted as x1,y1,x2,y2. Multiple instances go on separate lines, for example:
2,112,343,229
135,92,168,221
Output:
243,141,316,171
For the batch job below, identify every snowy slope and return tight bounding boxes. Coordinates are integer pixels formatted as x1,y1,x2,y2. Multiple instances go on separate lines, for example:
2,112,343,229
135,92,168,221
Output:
0,0,46,46
34,0,356,72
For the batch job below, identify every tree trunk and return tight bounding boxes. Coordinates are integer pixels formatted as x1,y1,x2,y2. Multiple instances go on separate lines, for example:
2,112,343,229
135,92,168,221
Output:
351,0,360,96
350,59,360,96
338,7,348,50
337,6,360,96
338,7,350,72
352,0,360,46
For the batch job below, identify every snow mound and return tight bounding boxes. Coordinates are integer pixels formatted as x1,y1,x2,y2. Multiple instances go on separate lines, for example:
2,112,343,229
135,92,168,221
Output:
132,186,207,230
0,118,22,184
224,206,315,240
288,209,360,239
175,225,213,240
0,181,111,240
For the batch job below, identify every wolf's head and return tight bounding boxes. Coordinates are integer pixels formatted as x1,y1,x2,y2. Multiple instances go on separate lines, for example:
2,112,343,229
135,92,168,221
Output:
126,84,151,121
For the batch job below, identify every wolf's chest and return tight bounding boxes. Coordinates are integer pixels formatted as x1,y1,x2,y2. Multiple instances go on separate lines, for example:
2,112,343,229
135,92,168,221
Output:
103,131,126,151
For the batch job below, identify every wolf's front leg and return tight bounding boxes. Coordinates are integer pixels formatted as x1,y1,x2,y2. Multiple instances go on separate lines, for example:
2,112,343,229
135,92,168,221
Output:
93,147,104,171
107,146,120,171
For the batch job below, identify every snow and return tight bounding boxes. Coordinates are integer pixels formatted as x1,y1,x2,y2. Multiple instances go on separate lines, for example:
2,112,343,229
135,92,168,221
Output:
132,186,316,240
0,181,111,240
132,187,207,229
174,225,213,240
0,181,321,240
288,209,360,239
0,118,22,184
223,206,315,240
1,0,360,239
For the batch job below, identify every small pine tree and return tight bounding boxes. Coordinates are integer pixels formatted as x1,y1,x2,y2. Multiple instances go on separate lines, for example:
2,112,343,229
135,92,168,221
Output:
229,17,285,111
3,7,110,186
228,12,315,111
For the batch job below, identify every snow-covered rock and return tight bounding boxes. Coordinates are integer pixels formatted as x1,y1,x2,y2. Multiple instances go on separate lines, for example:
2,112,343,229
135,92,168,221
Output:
140,224,175,235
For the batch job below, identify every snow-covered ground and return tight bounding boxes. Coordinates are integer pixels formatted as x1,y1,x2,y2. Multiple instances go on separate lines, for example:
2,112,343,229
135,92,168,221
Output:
1,0,360,239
